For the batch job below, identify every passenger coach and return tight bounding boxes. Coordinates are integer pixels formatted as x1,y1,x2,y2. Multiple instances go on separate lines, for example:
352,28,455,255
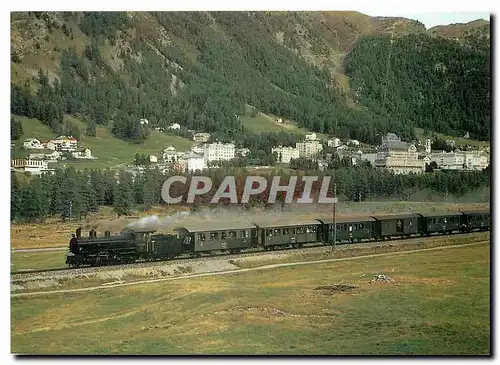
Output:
254,219,320,249
174,222,256,254
316,216,376,243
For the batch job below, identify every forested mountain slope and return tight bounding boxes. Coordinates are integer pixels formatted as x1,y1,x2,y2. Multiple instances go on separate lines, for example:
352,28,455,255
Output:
10,11,490,146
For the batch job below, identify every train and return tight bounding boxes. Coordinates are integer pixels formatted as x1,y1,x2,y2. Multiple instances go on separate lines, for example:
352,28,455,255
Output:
66,208,490,267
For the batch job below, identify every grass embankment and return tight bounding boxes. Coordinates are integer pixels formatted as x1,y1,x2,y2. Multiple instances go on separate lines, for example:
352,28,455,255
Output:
11,242,490,354
11,251,67,272
12,115,193,169
232,232,490,269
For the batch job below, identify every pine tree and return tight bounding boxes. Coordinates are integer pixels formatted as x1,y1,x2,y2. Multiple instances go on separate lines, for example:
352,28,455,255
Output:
11,117,24,140
113,171,134,216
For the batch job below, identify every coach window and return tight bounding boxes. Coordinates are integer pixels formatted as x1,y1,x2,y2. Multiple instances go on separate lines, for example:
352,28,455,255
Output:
240,230,248,238
221,232,227,240
291,228,296,235
199,233,206,241
274,229,281,236
229,231,236,239
267,229,272,237
210,232,218,240
309,226,317,233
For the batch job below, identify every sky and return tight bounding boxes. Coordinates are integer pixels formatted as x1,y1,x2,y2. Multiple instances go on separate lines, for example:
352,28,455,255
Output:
362,11,491,29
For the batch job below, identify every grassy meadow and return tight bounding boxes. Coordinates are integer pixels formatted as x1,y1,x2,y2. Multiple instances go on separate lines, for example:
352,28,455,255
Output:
11,242,490,354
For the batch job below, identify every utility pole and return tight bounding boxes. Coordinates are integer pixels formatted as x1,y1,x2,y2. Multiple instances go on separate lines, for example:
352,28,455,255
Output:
69,200,73,221
332,182,337,251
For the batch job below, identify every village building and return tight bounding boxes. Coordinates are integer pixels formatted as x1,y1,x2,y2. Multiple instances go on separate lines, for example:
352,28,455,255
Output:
203,142,235,163
236,148,251,157
11,157,53,175
430,151,465,170
71,148,95,160
271,146,300,164
46,136,78,152
193,132,211,143
23,138,43,149
463,151,489,171
305,133,317,141
29,150,61,161
358,152,378,166
347,139,360,147
168,123,181,130
191,144,205,155
163,149,185,164
327,137,341,148
296,140,323,159
375,135,425,174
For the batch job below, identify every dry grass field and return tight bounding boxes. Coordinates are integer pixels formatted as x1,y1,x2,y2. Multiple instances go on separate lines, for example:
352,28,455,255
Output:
11,242,490,355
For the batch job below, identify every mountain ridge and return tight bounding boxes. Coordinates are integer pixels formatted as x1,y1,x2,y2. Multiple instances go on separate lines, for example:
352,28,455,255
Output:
10,11,490,149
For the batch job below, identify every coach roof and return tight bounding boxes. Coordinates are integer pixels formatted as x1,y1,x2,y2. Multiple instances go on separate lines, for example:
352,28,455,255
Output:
316,216,376,224
253,218,320,228
175,221,255,232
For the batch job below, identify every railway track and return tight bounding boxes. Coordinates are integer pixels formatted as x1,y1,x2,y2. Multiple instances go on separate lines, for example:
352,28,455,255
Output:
11,232,489,281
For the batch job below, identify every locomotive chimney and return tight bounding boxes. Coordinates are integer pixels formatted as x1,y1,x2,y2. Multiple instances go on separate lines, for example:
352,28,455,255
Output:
76,227,82,239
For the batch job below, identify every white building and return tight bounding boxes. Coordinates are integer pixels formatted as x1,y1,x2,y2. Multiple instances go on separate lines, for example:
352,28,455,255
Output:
71,148,95,159
163,150,185,163
191,144,205,155
149,155,158,163
193,133,211,143
29,151,61,161
347,139,360,147
463,151,489,171
425,138,432,154
11,158,52,175
327,137,341,148
430,151,465,170
46,136,78,152
375,143,425,174
430,150,488,171
23,138,43,149
185,153,206,172
305,133,317,141
359,152,378,166
296,141,323,159
271,146,300,163
236,148,251,157
140,118,149,125
168,123,181,130
204,142,235,163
